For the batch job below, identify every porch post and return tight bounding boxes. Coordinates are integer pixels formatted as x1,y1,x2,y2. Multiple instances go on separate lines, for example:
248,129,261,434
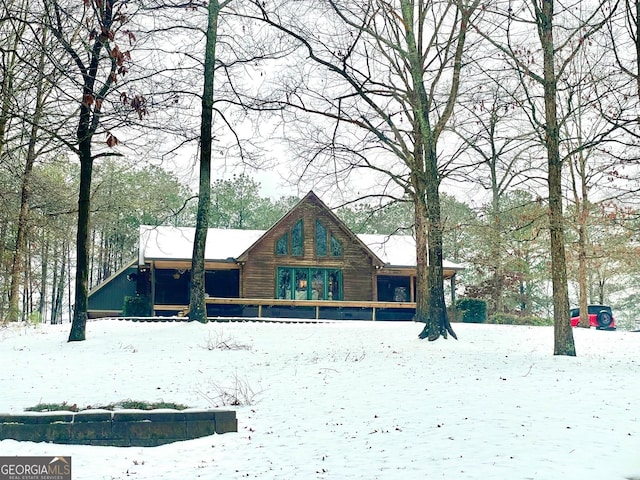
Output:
151,261,156,316
450,273,456,305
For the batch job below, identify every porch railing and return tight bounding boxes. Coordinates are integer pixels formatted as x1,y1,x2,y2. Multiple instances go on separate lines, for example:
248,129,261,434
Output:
153,297,417,321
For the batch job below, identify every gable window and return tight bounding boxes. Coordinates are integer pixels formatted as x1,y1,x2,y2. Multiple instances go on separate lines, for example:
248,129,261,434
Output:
277,267,342,300
316,220,327,256
276,233,288,255
291,220,303,256
330,235,343,257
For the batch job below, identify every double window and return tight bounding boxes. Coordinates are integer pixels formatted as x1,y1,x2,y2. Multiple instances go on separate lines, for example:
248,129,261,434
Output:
316,220,343,257
277,267,342,300
276,220,304,256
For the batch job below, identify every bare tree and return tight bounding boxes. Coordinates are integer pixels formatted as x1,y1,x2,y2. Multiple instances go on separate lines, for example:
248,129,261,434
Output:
562,49,617,327
177,0,289,322
604,0,640,187
6,28,53,322
254,0,480,341
0,0,70,323
188,0,232,323
452,81,538,315
610,0,640,99
38,0,147,341
1,0,31,322
472,0,617,355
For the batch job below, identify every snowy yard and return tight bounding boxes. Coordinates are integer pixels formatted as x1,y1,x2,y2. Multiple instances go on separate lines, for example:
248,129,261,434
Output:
0,319,638,480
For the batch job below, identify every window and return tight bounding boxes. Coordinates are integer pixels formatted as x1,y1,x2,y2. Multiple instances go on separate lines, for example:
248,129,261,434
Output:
330,235,342,257
295,269,308,299
311,270,324,299
277,268,291,299
316,221,327,256
326,269,341,300
276,267,342,300
291,220,303,256
376,275,411,302
276,233,288,255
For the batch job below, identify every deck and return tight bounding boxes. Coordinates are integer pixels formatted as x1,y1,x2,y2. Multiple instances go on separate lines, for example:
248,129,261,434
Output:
153,297,417,321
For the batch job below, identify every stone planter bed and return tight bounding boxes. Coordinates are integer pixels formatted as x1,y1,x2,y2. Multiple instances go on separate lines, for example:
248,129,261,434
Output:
0,408,237,447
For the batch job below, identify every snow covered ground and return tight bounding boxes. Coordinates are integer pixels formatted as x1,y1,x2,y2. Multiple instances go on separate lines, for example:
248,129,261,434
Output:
0,319,638,480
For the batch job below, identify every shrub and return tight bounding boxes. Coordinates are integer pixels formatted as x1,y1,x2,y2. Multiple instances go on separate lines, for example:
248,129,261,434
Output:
487,313,552,326
25,400,189,412
25,401,79,412
201,331,252,351
199,374,261,407
456,298,487,323
27,312,43,325
123,295,151,317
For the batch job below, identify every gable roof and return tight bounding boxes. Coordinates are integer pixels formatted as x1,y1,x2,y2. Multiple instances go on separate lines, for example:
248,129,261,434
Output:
235,190,384,266
138,191,464,271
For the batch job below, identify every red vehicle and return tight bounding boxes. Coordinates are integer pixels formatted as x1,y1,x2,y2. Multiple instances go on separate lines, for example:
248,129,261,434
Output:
570,304,616,330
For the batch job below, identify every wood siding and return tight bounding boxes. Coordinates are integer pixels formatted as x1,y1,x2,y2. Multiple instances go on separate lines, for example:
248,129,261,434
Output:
241,198,376,301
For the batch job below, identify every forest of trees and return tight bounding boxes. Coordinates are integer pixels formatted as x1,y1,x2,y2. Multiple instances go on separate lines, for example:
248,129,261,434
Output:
1,168,638,331
1,0,640,342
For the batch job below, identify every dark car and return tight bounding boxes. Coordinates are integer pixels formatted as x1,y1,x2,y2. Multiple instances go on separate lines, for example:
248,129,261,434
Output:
570,304,616,330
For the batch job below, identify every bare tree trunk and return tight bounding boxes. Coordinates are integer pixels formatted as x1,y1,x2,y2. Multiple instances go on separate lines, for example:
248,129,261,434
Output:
416,152,457,340
51,241,67,324
190,0,225,322
566,109,590,329
597,279,605,304
69,141,93,340
636,0,640,98
39,232,49,321
425,174,457,339
489,159,504,315
0,221,8,322
24,238,32,321
50,245,59,324
414,193,430,327
576,197,589,328
67,241,72,323
539,0,575,355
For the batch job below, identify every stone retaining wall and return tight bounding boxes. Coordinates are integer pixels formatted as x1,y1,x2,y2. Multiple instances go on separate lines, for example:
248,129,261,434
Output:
0,409,236,447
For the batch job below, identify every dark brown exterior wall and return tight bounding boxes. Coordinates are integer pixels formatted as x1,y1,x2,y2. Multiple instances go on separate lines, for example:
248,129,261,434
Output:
241,200,376,301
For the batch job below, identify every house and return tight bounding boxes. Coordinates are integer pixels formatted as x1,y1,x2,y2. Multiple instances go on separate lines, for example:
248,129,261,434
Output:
88,191,464,320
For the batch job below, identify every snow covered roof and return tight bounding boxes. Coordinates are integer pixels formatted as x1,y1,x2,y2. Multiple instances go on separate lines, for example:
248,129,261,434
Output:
139,225,464,270
356,233,464,270
356,234,417,267
139,226,264,265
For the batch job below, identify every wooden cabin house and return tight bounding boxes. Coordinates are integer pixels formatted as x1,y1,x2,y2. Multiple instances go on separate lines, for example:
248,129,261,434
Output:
88,191,464,320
